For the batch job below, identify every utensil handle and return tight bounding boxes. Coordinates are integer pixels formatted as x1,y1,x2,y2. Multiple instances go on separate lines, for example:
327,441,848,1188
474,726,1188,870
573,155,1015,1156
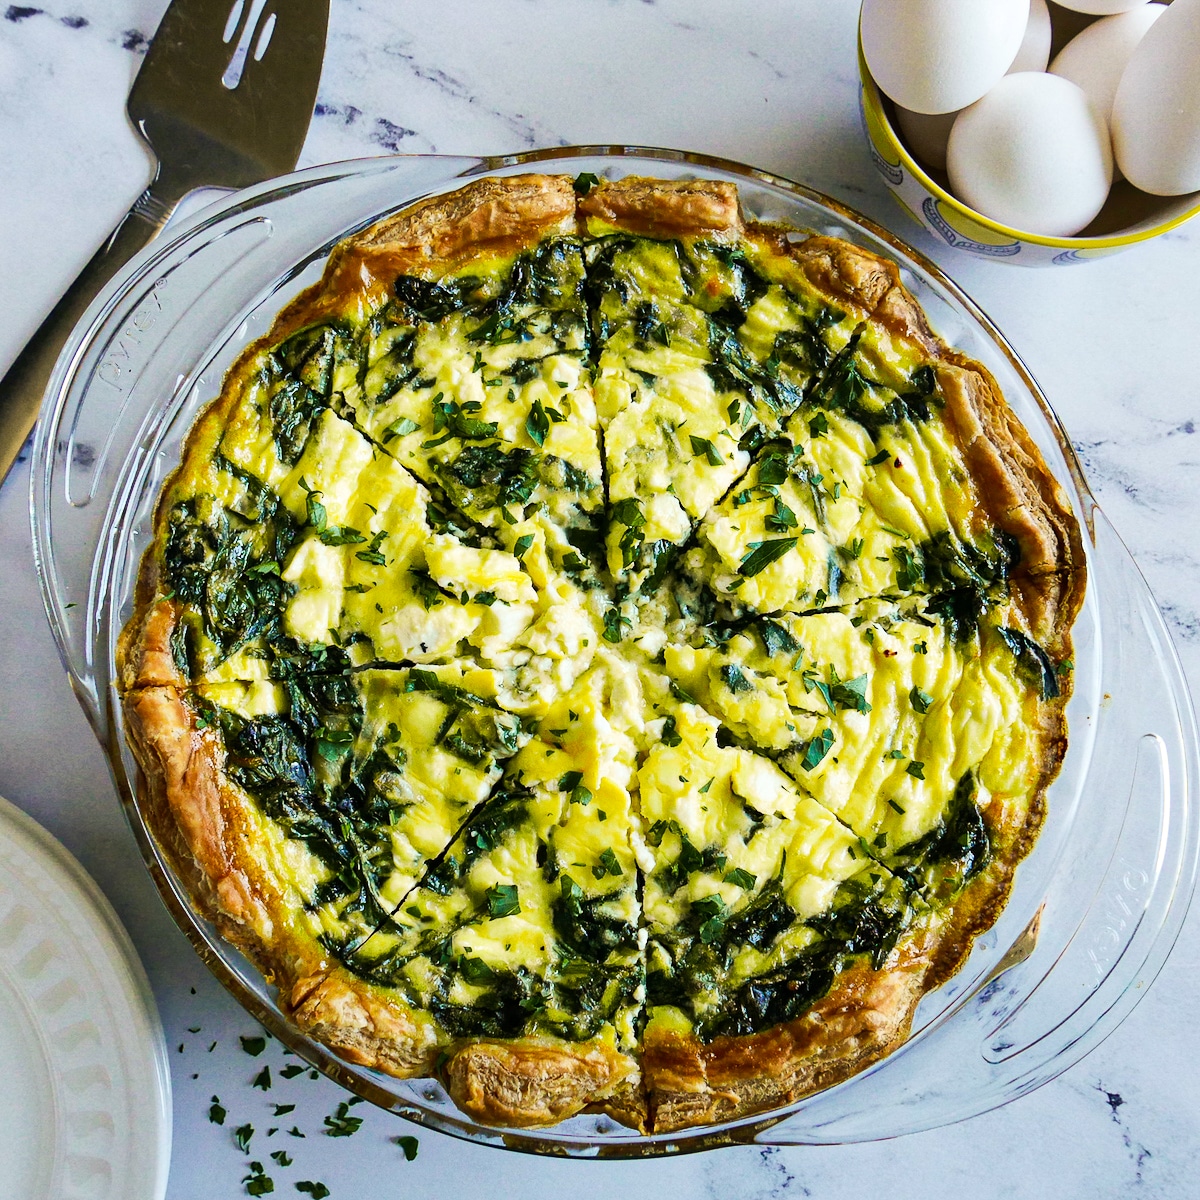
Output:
0,186,176,488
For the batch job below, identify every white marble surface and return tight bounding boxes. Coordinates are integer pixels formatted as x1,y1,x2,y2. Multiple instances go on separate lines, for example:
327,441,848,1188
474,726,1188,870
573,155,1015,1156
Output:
2,2,1200,1196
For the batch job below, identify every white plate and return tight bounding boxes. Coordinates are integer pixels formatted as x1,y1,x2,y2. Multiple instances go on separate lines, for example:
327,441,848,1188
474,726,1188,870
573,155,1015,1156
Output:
0,795,170,1199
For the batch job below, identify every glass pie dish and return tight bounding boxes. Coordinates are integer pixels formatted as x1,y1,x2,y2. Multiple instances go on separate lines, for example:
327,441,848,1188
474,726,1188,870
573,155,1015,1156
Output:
30,147,1200,1154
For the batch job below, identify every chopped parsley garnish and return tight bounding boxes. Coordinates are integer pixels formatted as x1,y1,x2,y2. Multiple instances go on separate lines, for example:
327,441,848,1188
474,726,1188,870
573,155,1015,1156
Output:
323,1101,364,1138
765,498,798,533
409,568,444,610
759,618,800,657
459,956,496,985
828,671,871,714
692,893,729,944
910,686,933,713
394,1135,420,1161
526,397,550,446
800,728,834,770
609,496,646,567
739,537,798,577
559,770,592,805
234,1123,255,1153
602,606,630,643
661,716,683,747
296,1184,331,1199
354,530,388,565
894,545,922,590
208,1096,226,1125
242,1162,274,1195
485,883,521,918
906,760,926,780
865,448,890,466
384,415,420,440
724,867,757,890
240,1035,267,1057
720,663,754,694
252,1065,271,1090
689,434,724,466
594,848,623,879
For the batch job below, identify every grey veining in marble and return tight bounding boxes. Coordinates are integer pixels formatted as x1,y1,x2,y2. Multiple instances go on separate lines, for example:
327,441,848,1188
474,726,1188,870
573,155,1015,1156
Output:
2,2,1199,1197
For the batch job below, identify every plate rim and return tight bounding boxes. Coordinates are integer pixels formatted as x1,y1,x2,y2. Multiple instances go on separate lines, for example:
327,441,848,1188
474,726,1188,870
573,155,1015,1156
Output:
0,793,172,1200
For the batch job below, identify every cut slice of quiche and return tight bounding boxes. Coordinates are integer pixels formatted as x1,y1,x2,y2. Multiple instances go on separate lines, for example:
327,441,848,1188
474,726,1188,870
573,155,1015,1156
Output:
327,670,644,1127
118,173,1083,1135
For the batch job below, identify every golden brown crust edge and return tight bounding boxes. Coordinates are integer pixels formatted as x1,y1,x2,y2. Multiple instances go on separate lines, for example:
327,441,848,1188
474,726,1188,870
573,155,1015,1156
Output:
644,952,930,1133
579,176,743,239
441,1038,639,1130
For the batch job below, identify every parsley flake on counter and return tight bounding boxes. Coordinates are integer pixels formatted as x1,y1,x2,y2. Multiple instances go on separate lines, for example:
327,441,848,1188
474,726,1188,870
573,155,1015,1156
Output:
243,1162,274,1196
240,1035,267,1057
209,1096,226,1125
394,1134,420,1161
296,1184,331,1199
253,1066,272,1091
234,1123,255,1153
323,1101,364,1138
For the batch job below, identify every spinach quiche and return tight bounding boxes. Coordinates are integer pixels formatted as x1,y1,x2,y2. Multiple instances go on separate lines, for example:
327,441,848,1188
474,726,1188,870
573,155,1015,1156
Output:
118,174,1084,1133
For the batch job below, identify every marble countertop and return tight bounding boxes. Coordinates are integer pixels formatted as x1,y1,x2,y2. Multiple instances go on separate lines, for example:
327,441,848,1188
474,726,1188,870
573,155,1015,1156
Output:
2,2,1199,1196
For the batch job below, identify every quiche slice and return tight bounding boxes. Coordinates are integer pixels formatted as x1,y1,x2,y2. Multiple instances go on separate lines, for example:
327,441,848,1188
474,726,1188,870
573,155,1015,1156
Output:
688,297,1069,623
118,173,1083,1134
319,666,645,1127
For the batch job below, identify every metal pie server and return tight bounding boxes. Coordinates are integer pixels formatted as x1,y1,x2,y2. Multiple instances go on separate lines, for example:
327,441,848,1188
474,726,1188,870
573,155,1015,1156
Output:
0,0,329,487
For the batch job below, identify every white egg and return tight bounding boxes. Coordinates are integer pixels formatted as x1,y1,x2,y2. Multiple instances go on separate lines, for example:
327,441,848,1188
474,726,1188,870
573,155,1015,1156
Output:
1113,0,1200,195
1050,4,1164,124
947,73,1113,236
862,0,1030,115
1011,0,1053,72
1054,1,1151,13
893,0,1051,172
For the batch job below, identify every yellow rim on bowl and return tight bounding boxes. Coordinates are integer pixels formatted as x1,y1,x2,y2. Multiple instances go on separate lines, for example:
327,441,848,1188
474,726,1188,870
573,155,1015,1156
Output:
856,36,1200,251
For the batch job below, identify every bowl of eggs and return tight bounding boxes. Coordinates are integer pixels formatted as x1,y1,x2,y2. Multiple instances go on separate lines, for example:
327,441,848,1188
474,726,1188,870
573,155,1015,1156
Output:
858,0,1200,265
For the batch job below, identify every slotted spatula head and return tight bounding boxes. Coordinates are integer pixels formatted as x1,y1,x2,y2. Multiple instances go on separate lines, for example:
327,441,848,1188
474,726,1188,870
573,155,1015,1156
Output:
128,0,330,197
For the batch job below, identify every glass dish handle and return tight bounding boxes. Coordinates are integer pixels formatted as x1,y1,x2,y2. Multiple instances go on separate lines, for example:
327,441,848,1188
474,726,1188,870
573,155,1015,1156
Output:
759,509,1199,1145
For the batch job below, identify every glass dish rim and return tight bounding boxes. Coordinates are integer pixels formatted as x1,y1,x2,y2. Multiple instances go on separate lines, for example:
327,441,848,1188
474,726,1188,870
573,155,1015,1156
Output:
28,144,1198,1156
